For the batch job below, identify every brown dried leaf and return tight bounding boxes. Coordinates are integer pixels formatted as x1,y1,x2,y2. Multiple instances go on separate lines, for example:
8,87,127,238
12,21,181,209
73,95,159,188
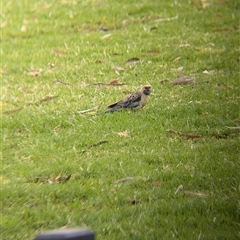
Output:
172,75,195,85
126,57,140,66
3,107,23,114
29,69,42,77
109,79,125,85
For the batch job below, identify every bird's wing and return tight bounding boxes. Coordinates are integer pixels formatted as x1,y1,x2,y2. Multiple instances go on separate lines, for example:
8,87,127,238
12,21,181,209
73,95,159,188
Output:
107,92,142,109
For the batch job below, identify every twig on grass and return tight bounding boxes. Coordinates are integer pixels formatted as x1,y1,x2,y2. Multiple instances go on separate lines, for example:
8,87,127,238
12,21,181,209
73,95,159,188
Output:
81,140,108,153
114,177,136,185
55,79,74,86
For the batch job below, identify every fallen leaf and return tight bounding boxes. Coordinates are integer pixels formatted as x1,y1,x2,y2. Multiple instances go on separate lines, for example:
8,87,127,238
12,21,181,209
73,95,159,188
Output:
172,75,195,85
167,130,201,140
117,130,129,137
99,26,108,31
126,57,140,66
109,79,125,85
39,95,58,103
29,69,42,77
3,107,24,114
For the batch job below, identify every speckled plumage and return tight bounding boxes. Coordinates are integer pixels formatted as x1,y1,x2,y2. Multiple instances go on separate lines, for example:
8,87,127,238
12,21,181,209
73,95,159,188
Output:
105,85,152,113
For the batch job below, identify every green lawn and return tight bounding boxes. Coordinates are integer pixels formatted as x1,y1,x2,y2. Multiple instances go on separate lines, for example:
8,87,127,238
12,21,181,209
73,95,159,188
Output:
2,0,240,239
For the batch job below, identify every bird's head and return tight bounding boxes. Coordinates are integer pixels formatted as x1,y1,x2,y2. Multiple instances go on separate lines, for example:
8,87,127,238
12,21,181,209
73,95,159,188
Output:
141,85,152,96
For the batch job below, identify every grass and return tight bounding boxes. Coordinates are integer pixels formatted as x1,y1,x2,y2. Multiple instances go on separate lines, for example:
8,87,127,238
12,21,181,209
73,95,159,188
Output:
1,0,240,239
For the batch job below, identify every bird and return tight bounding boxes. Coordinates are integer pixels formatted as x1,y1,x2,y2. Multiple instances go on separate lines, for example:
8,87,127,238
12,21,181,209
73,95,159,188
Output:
105,85,152,113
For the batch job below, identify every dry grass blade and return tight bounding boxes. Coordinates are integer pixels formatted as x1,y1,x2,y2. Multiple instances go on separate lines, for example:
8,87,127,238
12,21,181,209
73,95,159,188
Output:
226,126,240,130
183,190,208,198
154,15,178,23
78,106,98,115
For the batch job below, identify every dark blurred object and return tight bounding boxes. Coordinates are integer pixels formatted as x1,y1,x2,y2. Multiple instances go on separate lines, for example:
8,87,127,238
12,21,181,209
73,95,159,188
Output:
34,228,95,240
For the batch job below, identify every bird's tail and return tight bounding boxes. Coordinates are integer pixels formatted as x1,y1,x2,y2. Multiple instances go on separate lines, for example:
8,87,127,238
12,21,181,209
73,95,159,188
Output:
104,106,122,113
